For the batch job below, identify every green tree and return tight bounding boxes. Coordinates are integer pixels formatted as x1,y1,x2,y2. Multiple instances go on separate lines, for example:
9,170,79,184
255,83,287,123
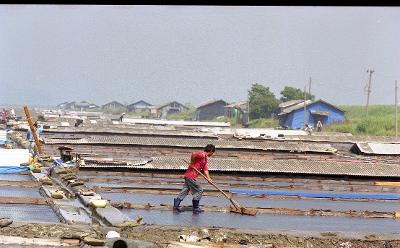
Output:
248,83,280,119
280,86,314,102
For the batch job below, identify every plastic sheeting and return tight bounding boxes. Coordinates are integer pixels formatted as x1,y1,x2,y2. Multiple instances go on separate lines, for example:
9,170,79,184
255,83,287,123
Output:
100,192,400,212
0,149,29,167
0,166,29,174
229,188,400,200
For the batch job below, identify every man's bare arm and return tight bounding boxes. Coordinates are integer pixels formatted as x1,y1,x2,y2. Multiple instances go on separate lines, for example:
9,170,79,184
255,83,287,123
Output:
204,170,212,182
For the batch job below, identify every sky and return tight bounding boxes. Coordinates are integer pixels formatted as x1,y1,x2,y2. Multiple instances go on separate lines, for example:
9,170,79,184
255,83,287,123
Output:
0,5,399,107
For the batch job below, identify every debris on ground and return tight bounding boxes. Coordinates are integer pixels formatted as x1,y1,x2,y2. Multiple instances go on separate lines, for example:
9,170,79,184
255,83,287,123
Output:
0,219,12,228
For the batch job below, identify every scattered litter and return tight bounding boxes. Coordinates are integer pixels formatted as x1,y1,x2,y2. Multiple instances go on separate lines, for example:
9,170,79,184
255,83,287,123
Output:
51,190,65,199
179,230,211,243
83,236,105,246
39,176,53,185
106,230,121,239
339,241,352,248
90,199,108,208
115,216,143,228
179,234,201,243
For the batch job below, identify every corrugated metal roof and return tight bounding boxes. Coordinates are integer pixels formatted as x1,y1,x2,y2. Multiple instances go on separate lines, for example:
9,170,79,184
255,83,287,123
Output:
278,99,345,116
278,100,305,108
196,99,227,109
278,100,313,115
44,136,336,153
353,143,400,155
82,156,400,177
122,118,230,127
43,127,218,139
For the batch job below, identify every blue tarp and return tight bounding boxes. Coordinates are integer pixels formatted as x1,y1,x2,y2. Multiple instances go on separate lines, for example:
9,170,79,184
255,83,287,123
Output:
0,166,29,174
229,188,400,200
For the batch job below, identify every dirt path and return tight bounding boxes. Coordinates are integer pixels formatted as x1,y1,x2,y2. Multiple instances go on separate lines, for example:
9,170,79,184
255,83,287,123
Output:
0,221,398,248
120,225,400,248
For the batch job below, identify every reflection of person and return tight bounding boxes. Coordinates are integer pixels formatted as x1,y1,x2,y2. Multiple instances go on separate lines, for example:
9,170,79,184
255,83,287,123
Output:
173,144,216,214
26,121,43,157
317,121,323,132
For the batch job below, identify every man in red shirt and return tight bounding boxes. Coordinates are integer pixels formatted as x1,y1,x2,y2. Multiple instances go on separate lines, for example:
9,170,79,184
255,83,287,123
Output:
173,144,215,214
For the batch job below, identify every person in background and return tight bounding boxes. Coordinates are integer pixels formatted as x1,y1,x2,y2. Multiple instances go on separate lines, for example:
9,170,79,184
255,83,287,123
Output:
26,121,43,157
317,121,323,132
120,113,126,122
173,144,216,214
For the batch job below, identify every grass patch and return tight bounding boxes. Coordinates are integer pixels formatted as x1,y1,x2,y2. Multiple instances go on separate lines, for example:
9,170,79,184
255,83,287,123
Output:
248,118,279,128
326,105,398,136
167,107,196,120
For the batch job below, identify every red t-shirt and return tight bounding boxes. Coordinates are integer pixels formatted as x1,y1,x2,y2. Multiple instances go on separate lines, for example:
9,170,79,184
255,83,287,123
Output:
184,151,208,179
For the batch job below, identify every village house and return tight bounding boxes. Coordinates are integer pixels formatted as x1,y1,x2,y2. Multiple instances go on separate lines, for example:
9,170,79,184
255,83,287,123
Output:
150,101,188,119
194,99,228,121
224,101,249,125
101,100,126,111
127,100,153,113
278,99,345,129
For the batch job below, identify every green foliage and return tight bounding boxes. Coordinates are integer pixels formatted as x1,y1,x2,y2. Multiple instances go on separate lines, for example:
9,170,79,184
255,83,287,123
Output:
280,86,314,102
211,116,228,122
248,83,280,119
248,118,279,128
167,107,196,120
327,105,398,136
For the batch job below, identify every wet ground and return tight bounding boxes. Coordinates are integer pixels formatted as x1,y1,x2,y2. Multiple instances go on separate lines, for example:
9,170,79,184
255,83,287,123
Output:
77,170,400,234
0,174,59,223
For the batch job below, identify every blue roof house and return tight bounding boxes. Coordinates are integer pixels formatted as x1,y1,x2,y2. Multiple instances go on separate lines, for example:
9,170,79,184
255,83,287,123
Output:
278,99,345,129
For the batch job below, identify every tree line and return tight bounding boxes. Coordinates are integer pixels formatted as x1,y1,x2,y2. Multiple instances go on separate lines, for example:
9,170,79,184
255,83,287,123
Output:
249,83,315,119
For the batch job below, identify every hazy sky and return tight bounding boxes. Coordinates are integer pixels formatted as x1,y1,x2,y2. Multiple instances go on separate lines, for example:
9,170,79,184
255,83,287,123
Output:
1,5,399,106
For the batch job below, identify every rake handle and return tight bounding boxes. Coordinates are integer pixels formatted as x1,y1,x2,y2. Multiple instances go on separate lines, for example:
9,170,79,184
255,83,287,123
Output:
185,160,241,209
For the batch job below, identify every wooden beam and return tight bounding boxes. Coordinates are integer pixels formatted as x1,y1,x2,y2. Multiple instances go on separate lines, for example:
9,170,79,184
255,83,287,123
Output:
0,196,50,205
23,106,43,155
0,235,80,247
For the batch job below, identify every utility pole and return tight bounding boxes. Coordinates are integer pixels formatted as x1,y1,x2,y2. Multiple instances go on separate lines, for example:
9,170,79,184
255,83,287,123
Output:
396,80,398,137
308,77,312,97
365,69,374,117
247,92,250,125
303,86,307,128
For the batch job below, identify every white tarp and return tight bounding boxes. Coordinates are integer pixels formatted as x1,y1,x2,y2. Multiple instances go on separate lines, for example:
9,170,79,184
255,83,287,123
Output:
234,128,308,139
0,149,29,167
367,143,400,155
